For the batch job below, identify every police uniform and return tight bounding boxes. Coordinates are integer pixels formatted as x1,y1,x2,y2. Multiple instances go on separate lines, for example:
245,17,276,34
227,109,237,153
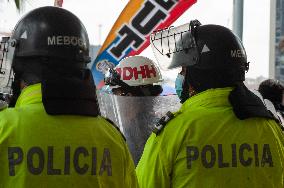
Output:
136,88,284,188
0,84,139,188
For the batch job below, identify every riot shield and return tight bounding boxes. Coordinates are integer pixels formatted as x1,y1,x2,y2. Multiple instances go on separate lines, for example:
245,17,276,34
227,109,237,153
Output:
97,91,181,165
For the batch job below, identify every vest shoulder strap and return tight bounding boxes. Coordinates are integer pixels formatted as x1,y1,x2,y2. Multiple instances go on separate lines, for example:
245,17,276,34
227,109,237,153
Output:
153,111,175,135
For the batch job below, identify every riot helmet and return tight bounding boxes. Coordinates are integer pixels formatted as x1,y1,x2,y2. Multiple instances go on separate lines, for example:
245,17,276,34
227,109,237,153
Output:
151,20,249,101
0,6,91,93
104,55,163,96
0,7,99,117
0,6,91,103
12,6,90,64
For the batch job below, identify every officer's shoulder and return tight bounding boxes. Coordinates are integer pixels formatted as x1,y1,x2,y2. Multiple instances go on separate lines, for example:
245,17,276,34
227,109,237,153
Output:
0,106,15,117
101,117,126,141
100,116,118,129
153,111,176,135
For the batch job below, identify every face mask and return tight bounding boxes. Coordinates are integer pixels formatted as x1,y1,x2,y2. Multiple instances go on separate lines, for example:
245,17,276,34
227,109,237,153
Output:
101,85,113,94
175,73,184,100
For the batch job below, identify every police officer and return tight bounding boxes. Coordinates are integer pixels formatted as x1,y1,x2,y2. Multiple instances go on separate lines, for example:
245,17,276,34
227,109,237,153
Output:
0,7,139,187
136,20,284,187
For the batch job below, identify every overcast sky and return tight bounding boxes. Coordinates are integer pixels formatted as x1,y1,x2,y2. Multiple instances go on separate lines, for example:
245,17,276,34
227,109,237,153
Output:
0,0,270,79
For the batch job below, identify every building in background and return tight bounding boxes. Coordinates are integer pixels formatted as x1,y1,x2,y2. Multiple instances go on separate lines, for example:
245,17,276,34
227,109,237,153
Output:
88,45,101,69
244,76,266,90
270,0,284,82
0,31,10,38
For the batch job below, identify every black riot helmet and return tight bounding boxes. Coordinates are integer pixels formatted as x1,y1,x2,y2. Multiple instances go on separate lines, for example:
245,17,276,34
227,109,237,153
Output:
0,6,100,116
151,20,249,96
11,6,90,64
0,6,91,96
1,6,92,106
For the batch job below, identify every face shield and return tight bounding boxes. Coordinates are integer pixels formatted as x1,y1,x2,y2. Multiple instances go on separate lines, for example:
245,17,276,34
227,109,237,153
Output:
0,37,16,95
150,20,201,70
96,90,181,165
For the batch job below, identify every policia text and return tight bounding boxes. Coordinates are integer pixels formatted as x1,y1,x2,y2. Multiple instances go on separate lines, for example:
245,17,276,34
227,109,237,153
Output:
8,146,112,176
187,143,273,168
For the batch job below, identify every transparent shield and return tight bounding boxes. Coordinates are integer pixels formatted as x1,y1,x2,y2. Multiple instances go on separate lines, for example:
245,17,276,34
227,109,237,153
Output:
150,23,199,70
0,38,15,94
97,90,181,165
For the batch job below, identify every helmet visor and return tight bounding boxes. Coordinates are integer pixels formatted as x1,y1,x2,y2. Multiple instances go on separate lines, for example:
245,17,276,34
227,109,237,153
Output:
0,37,15,94
96,91,181,164
150,23,199,70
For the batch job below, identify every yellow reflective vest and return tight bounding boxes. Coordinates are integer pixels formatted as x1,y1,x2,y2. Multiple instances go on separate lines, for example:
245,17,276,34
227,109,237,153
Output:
136,87,284,188
0,84,139,188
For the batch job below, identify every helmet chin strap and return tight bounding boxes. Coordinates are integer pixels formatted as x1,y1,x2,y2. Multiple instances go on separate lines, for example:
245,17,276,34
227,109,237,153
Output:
180,83,189,103
180,68,191,103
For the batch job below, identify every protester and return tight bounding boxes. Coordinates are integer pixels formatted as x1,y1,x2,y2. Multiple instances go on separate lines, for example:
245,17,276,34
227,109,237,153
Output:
136,20,284,188
0,6,138,187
